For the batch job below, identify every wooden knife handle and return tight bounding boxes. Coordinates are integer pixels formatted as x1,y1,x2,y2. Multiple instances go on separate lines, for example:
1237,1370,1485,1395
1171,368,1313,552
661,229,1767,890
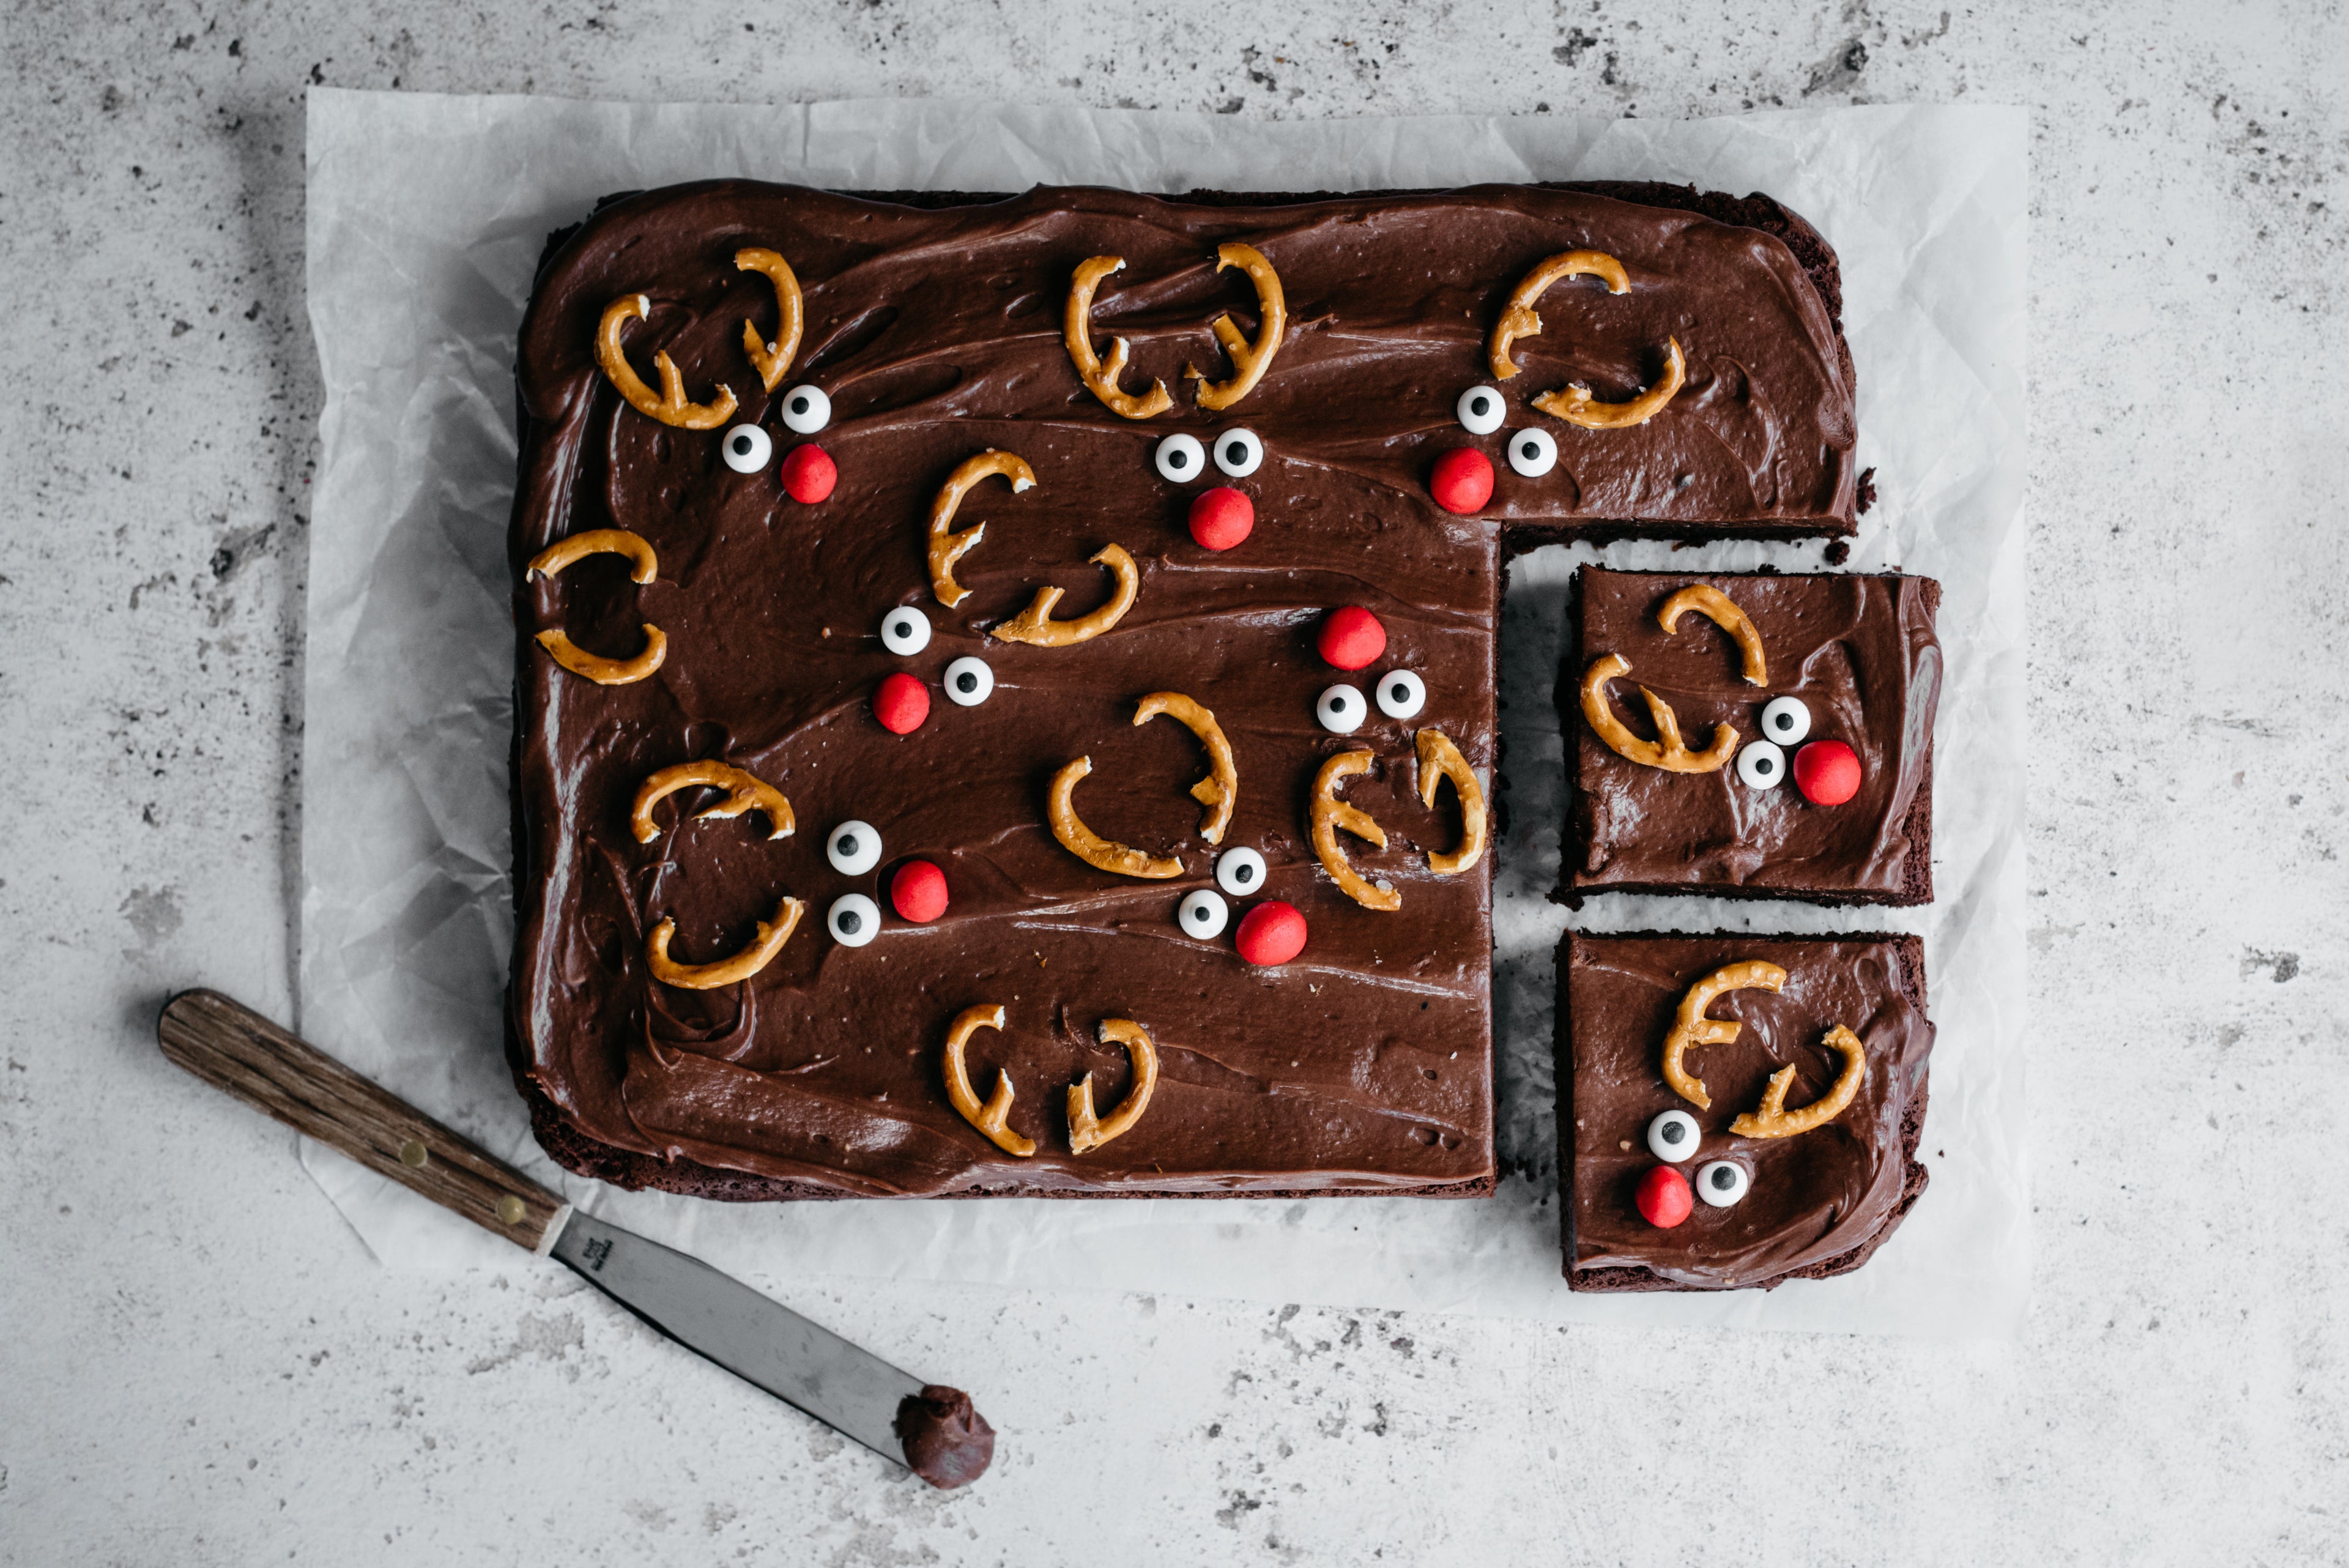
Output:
157,988,568,1253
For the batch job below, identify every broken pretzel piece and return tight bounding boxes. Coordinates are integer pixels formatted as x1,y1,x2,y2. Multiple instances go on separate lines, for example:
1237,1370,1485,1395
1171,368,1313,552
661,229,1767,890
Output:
595,294,738,429
1661,960,1789,1111
1731,1024,1867,1139
1532,338,1685,430
1064,257,1173,420
1414,729,1487,875
1185,244,1286,412
1310,751,1399,912
1657,584,1767,686
927,450,1036,609
527,527,658,585
733,248,804,393
1132,692,1237,845
995,544,1140,647
1067,1019,1159,1156
647,894,804,990
942,1004,1036,1157
1489,249,1628,380
630,760,793,845
536,625,667,686
1047,756,1184,880
1578,653,1737,773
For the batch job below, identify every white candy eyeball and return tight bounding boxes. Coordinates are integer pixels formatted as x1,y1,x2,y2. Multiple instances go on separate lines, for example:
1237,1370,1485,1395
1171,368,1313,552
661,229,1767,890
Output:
719,423,772,474
778,385,831,434
1455,385,1505,435
1735,738,1787,790
1215,846,1267,896
942,656,994,707
1316,684,1366,734
1375,669,1427,719
1695,1159,1750,1208
880,606,931,656
1154,432,1206,483
1760,696,1812,746
827,892,880,947
1506,426,1558,477
1178,888,1230,940
1646,1108,1701,1163
826,820,882,875
1211,427,1264,478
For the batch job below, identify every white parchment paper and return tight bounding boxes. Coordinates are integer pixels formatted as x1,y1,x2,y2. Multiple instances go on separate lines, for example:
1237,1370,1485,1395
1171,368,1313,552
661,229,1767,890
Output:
301,89,2026,1337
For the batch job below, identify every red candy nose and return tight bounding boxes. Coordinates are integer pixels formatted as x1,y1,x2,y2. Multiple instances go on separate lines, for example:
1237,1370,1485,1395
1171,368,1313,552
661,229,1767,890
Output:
779,443,837,503
1429,447,1494,515
1635,1165,1693,1228
1234,901,1308,966
1316,606,1387,671
1792,740,1863,805
873,672,929,735
1189,486,1255,551
891,860,949,923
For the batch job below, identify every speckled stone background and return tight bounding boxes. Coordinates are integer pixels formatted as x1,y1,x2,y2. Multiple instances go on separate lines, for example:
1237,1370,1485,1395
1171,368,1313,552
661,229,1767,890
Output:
3,2,2343,1563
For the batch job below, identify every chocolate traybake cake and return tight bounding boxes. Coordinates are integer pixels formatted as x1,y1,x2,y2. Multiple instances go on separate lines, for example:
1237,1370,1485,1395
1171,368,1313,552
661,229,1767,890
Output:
1559,931,1933,1290
1566,566,1941,906
504,179,1860,1202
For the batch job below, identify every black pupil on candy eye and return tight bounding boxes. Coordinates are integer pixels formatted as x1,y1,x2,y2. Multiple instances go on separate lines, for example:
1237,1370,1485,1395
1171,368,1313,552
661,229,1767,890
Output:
1390,681,1406,698
1757,756,1775,775
732,436,751,453
1661,1121,1685,1145
1224,441,1242,461
1236,865,1253,884
956,672,977,693
838,910,861,934
1170,449,1188,469
838,835,858,856
790,396,808,414
1712,1168,1735,1189
1520,439,1537,457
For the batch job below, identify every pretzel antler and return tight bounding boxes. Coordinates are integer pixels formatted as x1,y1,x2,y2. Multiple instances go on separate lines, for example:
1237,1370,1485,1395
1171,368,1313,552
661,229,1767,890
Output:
1064,257,1173,420
1186,244,1286,412
1578,653,1737,773
733,248,804,393
595,295,738,429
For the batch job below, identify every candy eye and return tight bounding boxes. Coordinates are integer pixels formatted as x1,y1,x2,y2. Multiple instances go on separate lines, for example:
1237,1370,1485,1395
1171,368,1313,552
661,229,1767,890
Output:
1760,696,1811,745
1154,433,1206,483
1215,846,1267,896
719,423,772,474
1178,888,1230,939
1506,427,1558,477
778,385,831,434
1695,1159,1750,1207
1316,684,1366,734
1375,669,1427,719
1735,738,1787,789
1456,385,1506,435
1646,1109,1701,1163
941,656,994,707
1212,428,1264,478
826,892,880,947
879,606,932,656
826,820,883,875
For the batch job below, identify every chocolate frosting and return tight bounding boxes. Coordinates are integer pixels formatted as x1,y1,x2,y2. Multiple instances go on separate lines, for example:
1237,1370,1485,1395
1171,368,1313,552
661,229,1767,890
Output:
506,182,1854,1198
1571,568,1939,901
1564,934,1932,1289
894,1384,995,1489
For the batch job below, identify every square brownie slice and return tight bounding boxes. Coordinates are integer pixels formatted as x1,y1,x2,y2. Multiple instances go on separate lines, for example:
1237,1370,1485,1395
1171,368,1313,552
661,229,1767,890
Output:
1559,930,1933,1291
1565,566,1940,905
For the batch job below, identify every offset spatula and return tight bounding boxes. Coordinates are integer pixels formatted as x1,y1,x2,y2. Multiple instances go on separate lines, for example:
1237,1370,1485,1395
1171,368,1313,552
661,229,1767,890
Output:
156,989,992,1487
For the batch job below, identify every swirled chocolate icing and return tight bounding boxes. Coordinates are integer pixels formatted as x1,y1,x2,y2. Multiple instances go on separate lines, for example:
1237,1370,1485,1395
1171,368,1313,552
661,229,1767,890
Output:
1562,932,1932,1290
506,181,1855,1200
1570,567,1940,904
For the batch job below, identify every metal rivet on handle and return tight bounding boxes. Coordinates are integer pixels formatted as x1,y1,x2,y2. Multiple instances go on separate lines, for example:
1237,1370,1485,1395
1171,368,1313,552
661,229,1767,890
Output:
497,1195,527,1226
399,1139,429,1169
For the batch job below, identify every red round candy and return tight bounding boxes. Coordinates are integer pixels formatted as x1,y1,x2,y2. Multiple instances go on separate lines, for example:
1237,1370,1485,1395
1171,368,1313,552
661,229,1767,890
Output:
1316,606,1387,671
1792,739,1863,806
873,672,929,735
1635,1165,1694,1228
1429,447,1494,515
1189,486,1255,551
1234,901,1307,966
779,443,837,503
890,860,949,924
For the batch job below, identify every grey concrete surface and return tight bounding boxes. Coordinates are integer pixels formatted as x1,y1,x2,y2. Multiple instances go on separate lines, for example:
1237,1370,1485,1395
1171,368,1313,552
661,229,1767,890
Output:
2,2,2343,1563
